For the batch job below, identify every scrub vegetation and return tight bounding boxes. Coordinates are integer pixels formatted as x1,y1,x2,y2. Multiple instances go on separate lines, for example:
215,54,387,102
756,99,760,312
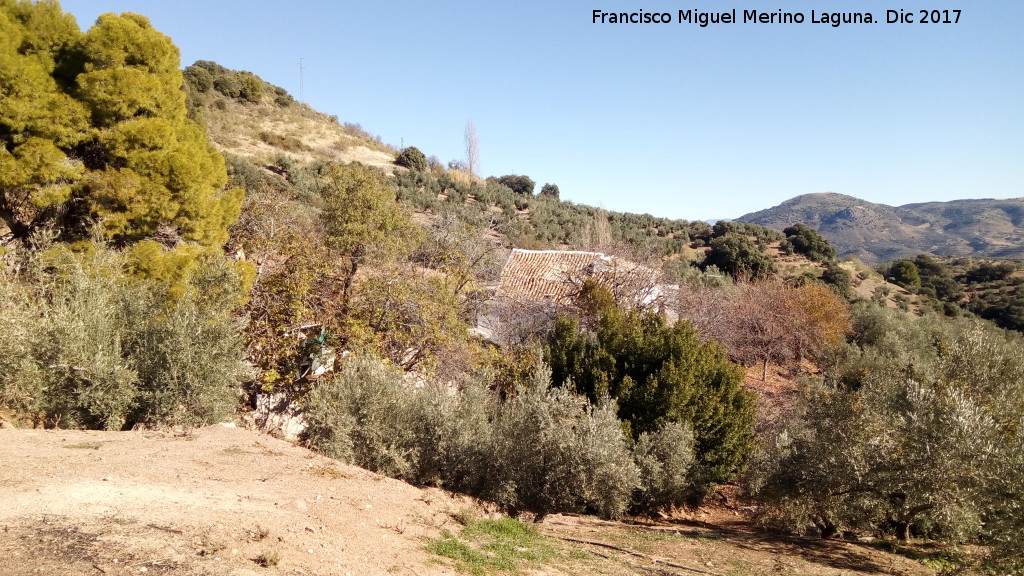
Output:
3,2,1024,573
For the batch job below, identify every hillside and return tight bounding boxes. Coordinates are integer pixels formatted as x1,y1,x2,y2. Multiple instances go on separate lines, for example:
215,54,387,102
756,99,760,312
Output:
736,193,1024,264
3,8,1020,574
0,424,950,576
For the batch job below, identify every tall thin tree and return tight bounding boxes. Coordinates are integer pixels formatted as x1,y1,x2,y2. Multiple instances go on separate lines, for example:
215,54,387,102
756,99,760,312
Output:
464,120,480,179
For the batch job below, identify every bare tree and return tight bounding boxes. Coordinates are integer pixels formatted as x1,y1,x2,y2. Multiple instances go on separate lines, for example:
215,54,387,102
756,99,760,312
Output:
464,120,480,179
676,281,849,381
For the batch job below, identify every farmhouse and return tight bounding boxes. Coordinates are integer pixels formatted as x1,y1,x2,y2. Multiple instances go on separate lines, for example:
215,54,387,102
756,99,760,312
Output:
474,249,672,344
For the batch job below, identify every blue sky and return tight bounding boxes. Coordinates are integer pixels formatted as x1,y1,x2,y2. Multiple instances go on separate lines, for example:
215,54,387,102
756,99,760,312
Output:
59,1,1023,221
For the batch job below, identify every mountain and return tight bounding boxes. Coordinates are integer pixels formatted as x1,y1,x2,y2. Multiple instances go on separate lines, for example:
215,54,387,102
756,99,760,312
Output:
736,193,1024,264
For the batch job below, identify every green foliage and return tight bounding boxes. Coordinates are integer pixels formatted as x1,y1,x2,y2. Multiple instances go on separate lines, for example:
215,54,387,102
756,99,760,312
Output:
427,518,557,575
213,73,241,97
182,64,212,92
237,71,263,103
631,422,697,511
320,162,420,310
390,168,697,257
320,163,418,264
888,260,921,292
0,243,249,429
0,6,242,250
545,282,756,487
781,223,836,262
395,146,427,171
702,234,777,281
302,354,641,519
820,263,853,299
964,261,1015,284
489,369,639,519
710,220,785,243
538,183,559,199
495,174,535,196
348,262,471,372
748,303,1024,567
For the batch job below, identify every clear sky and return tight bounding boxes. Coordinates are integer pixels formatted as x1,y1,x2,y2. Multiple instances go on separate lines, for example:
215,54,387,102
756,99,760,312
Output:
58,1,1024,221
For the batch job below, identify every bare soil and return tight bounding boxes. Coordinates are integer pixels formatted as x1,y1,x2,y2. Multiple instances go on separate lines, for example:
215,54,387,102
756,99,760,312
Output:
0,424,950,576
0,424,467,576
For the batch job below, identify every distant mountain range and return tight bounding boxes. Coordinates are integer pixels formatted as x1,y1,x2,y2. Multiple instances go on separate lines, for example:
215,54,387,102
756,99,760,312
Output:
736,193,1024,264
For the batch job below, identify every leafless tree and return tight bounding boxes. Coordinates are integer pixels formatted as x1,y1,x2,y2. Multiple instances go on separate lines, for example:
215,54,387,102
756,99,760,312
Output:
464,120,480,179
675,281,849,381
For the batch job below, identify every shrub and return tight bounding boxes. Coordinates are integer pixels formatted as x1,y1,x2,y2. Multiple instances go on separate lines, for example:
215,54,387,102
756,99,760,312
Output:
303,355,642,519
213,73,242,98
183,64,213,92
497,174,536,196
395,146,428,171
546,282,756,488
888,260,921,292
749,306,1024,560
821,263,853,299
302,355,412,473
0,244,250,430
539,183,560,199
238,71,263,103
703,234,777,281
258,131,308,152
781,223,836,263
964,262,1015,284
127,255,251,428
632,422,697,511
488,370,638,520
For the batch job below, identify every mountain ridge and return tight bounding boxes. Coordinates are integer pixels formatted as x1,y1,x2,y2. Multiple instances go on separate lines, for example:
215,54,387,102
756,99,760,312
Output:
737,192,1024,264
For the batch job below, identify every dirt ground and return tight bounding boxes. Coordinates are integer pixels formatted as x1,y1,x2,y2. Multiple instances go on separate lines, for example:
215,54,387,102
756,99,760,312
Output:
0,424,950,576
0,424,470,576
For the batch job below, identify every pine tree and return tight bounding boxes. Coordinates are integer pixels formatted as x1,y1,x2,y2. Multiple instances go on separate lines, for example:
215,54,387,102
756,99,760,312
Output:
0,4,242,248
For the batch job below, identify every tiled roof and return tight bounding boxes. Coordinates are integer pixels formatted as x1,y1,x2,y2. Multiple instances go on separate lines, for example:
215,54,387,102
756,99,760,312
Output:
497,249,661,305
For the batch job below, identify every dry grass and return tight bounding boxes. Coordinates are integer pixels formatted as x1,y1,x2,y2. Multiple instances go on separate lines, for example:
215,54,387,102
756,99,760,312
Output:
201,97,396,169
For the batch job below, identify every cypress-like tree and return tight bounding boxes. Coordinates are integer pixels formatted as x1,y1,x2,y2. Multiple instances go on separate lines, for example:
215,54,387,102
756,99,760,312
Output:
546,280,756,486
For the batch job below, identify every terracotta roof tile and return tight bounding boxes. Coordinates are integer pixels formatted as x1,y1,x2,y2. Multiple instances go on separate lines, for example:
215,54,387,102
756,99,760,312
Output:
497,249,661,306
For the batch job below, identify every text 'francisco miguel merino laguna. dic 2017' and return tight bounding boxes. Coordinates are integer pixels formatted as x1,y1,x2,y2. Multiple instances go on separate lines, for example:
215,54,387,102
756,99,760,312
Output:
591,9,963,27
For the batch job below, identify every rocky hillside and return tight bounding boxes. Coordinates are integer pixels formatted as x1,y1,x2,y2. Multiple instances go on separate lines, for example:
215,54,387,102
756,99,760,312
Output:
737,192,1024,264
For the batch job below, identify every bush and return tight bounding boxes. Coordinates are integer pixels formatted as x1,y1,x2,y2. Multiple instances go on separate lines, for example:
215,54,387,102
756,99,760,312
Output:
546,282,756,488
0,244,250,429
703,234,777,281
965,262,1016,284
238,71,263,103
127,255,251,428
303,355,646,519
821,263,853,299
888,260,921,292
496,174,536,196
213,73,242,98
632,422,697,511
781,223,836,263
749,306,1024,560
183,64,213,92
302,355,414,475
539,183,560,199
395,146,428,171
489,367,639,519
